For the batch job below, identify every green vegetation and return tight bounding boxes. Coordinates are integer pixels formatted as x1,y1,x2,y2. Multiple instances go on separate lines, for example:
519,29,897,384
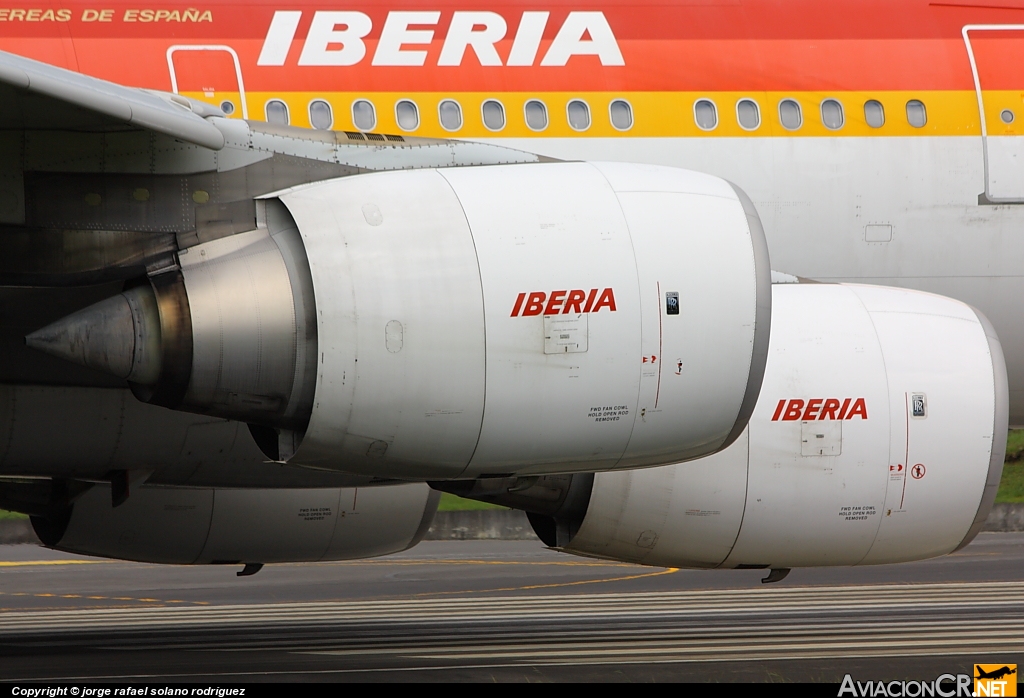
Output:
1005,429,1024,462
0,509,27,521
997,462,1024,503
998,430,1024,503
436,492,505,511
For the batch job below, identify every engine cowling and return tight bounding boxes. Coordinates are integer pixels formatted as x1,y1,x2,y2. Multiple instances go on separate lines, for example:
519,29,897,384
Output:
450,282,1007,568
33,482,438,565
27,162,771,480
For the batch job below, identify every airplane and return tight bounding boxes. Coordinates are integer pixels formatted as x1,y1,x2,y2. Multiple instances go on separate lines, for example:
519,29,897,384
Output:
0,0,1015,578
976,667,1017,681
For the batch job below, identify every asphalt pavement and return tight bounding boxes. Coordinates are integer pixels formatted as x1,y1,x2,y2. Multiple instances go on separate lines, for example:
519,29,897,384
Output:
0,534,1021,682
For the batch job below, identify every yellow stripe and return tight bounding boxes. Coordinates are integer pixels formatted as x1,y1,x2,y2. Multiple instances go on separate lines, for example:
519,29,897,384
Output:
406,566,679,598
980,90,1024,136
0,559,112,566
188,89,987,137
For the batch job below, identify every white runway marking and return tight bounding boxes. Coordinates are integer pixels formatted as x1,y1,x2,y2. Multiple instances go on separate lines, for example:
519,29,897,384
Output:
2,578,1022,680
0,581,1020,633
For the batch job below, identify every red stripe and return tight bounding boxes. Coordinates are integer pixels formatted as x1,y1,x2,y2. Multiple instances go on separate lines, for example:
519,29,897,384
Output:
6,2,1024,92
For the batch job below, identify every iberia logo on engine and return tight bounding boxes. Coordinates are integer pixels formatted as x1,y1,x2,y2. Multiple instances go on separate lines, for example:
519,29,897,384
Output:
511,288,616,316
771,398,868,421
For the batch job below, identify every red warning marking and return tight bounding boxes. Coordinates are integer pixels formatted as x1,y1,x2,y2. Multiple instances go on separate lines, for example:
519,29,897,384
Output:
911,463,926,480
890,464,904,473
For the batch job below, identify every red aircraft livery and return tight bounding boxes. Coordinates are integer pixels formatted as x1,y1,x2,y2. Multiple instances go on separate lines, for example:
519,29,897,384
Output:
510,288,616,316
771,398,868,422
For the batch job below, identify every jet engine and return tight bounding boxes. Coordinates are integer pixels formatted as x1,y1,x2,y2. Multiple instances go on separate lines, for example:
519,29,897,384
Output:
27,162,771,480
439,282,1007,568
32,481,438,566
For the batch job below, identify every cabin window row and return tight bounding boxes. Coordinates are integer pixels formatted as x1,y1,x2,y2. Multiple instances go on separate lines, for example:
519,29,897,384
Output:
263,98,635,132
694,98,928,131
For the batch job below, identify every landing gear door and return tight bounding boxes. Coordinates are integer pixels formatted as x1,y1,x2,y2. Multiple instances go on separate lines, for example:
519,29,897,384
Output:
964,26,1024,203
167,45,248,119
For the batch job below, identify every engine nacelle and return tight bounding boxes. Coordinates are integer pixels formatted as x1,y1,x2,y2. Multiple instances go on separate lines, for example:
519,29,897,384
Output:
32,482,438,565
456,282,1007,568
28,162,771,479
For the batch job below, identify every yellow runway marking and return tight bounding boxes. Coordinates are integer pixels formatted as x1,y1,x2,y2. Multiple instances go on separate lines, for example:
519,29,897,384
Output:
0,557,677,606
405,566,680,598
0,597,156,609
310,559,638,568
0,559,112,566
0,590,208,608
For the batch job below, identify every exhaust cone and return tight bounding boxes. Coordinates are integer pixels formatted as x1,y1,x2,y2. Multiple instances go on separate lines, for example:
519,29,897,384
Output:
25,286,162,384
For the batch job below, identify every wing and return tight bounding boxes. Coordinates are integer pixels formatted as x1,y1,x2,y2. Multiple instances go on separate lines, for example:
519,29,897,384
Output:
0,49,226,150
0,48,542,174
0,47,543,285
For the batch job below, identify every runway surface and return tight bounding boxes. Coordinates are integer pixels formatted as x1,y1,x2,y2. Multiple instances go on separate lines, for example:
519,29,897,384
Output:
0,533,1022,682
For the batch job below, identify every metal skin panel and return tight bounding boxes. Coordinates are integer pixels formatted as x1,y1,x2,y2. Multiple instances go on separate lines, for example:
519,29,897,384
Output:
197,488,341,563
440,162,641,476
566,430,749,568
0,387,129,474
609,188,759,468
440,162,761,476
281,169,487,479
956,309,1009,551
561,283,1002,570
50,482,436,565
280,162,762,478
0,385,393,488
321,483,437,559
724,285,893,568
853,285,1000,564
178,228,299,421
981,135,1024,202
58,485,215,565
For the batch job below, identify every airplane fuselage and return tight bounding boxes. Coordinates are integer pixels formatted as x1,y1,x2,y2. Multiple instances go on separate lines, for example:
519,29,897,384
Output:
3,0,1024,418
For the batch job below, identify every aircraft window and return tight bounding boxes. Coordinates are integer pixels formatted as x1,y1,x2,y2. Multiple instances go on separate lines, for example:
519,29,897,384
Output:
309,100,332,130
352,99,376,131
567,100,591,130
736,99,760,130
395,100,419,131
265,99,289,126
779,99,802,130
482,99,505,130
1002,109,1016,124
864,100,885,128
610,99,633,130
220,101,235,116
439,100,463,131
821,99,844,130
906,100,927,128
525,100,548,131
694,99,718,130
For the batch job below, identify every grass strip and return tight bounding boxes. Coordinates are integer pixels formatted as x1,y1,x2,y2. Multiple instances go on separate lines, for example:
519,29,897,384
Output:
436,492,506,511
